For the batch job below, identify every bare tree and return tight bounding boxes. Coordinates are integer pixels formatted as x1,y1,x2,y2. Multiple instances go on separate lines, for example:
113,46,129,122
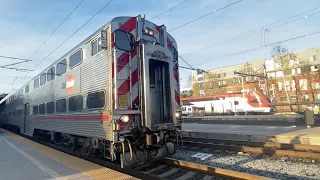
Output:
186,75,192,87
271,45,297,111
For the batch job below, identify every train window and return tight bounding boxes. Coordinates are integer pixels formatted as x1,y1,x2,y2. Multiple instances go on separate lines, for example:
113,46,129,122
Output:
98,37,103,52
33,106,38,115
250,98,262,103
114,29,134,52
91,37,103,56
87,91,105,109
56,99,66,113
40,73,46,86
25,84,29,94
235,101,239,105
92,39,98,56
149,65,155,88
39,104,45,115
56,59,67,76
69,49,82,69
47,67,55,81
34,78,39,89
69,95,83,112
46,101,54,114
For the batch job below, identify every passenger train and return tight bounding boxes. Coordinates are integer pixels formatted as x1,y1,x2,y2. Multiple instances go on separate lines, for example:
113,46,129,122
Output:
0,15,182,168
181,91,273,116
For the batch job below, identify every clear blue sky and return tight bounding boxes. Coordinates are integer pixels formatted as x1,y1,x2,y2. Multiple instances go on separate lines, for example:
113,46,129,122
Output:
1,0,320,93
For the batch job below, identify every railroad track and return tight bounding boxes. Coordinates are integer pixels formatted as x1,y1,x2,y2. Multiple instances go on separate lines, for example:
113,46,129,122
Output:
180,136,320,160
2,128,271,180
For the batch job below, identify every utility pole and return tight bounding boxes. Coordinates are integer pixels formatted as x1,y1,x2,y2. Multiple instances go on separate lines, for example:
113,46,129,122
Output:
263,63,269,98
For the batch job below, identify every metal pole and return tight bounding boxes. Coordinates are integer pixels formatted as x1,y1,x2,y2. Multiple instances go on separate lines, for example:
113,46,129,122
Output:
242,76,247,115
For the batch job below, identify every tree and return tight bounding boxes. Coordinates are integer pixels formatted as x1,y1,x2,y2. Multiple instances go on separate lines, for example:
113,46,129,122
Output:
271,45,297,111
203,72,221,95
186,75,192,87
192,75,200,96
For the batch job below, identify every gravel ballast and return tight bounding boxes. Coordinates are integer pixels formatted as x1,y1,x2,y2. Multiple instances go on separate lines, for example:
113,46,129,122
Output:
170,149,320,180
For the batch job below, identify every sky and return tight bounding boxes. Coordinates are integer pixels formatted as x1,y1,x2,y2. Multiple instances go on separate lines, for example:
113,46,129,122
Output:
1,0,320,94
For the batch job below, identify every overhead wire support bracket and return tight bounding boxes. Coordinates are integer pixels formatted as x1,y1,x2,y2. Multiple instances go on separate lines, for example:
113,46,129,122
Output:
234,71,267,78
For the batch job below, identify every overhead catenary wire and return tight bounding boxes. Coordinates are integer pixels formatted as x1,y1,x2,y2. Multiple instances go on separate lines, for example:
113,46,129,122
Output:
180,6,320,56
0,66,33,72
169,0,244,32
30,0,115,72
0,55,32,62
151,0,189,20
27,0,85,61
195,29,320,66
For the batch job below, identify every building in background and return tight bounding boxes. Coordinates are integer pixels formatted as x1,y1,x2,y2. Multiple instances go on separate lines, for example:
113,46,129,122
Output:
191,47,320,112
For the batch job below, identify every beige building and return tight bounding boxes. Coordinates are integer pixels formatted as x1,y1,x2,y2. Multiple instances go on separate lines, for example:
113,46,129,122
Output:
191,47,320,112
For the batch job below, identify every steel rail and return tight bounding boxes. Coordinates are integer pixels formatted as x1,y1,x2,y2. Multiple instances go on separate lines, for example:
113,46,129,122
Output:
181,138,320,160
161,158,272,180
182,137,320,152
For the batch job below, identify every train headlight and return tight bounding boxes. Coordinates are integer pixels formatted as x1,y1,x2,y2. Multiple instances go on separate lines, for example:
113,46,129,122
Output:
120,115,129,123
144,28,154,36
175,112,182,120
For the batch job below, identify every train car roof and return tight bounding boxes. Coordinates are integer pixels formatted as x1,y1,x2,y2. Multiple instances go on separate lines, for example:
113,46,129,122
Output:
0,15,177,105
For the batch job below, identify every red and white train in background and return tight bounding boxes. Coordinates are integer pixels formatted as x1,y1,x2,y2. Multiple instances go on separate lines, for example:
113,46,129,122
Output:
181,91,273,116
0,15,182,168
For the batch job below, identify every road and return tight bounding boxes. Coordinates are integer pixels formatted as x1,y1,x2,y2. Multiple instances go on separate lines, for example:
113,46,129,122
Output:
181,123,306,135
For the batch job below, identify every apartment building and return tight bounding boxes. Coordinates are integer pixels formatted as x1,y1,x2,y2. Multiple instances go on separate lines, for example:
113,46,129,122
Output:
192,47,320,112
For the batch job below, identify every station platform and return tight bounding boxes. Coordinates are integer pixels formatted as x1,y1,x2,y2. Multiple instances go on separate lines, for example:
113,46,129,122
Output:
0,129,137,180
181,123,320,145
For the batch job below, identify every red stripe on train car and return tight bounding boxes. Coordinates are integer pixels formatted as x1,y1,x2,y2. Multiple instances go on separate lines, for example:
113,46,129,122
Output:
175,90,180,104
118,17,136,32
131,68,138,86
118,79,130,95
116,50,137,73
30,115,110,121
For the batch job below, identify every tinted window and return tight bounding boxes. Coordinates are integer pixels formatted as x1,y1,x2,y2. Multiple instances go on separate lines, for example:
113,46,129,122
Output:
39,104,45,115
69,95,83,112
87,91,105,109
46,101,54,114
56,59,67,76
92,39,98,56
47,67,55,81
34,78,39,89
33,106,38,115
56,99,66,113
40,73,46,86
69,49,82,69
114,30,133,52
25,84,29,94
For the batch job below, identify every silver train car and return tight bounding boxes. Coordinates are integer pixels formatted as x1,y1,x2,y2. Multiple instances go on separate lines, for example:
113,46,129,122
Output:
0,15,182,167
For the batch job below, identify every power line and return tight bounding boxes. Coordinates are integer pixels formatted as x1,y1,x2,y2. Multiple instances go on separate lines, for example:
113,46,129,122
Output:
181,6,320,56
31,0,115,71
0,55,32,62
195,29,320,66
169,0,244,32
27,0,85,61
178,55,194,69
151,0,189,20
0,66,33,72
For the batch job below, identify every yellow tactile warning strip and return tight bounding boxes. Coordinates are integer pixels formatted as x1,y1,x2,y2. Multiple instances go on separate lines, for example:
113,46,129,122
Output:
1,129,139,180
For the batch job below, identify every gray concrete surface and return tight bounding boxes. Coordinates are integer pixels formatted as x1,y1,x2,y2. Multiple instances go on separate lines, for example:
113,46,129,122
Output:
0,130,93,180
181,123,320,145
182,123,305,135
